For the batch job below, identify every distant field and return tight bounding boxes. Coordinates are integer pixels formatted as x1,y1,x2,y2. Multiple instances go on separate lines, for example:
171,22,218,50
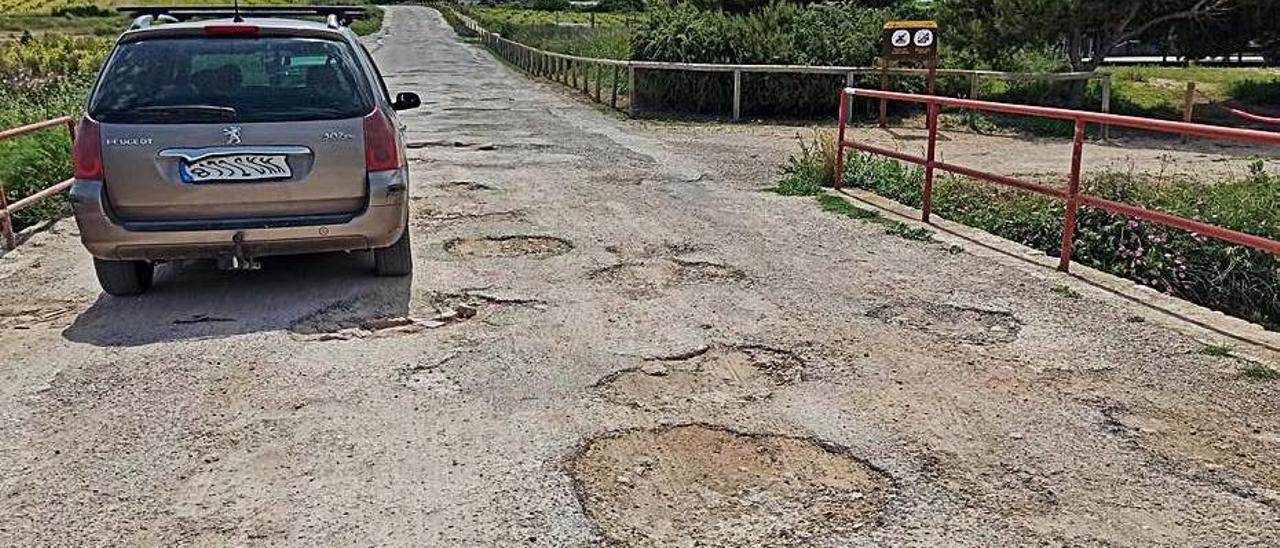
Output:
0,1,380,37
0,0,301,15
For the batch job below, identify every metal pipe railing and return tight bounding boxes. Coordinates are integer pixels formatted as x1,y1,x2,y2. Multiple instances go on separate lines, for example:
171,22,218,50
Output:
833,87,1280,273
0,116,77,251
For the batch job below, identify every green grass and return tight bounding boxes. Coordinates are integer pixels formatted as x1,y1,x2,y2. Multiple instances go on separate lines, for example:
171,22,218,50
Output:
816,193,881,220
1198,343,1235,357
1102,65,1280,121
814,194,935,242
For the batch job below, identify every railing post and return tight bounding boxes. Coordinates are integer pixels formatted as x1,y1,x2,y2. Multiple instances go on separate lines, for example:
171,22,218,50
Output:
1058,117,1087,272
628,65,637,117
732,69,742,122
1181,81,1196,143
922,100,940,224
0,179,14,251
1101,75,1112,140
834,88,849,191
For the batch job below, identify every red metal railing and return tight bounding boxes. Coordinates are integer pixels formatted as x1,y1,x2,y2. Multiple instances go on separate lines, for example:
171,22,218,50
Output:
834,88,1280,272
0,116,77,250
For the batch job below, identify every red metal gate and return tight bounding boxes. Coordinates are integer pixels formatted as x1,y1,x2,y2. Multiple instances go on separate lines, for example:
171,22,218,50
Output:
834,88,1280,272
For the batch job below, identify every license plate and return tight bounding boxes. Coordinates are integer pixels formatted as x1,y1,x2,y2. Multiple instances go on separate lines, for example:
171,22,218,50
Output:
180,154,291,183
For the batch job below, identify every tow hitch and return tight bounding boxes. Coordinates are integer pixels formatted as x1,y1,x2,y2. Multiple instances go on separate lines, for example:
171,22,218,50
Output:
217,231,261,271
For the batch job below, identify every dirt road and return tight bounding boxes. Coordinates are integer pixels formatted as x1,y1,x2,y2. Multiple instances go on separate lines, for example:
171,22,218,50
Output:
2,7,1278,547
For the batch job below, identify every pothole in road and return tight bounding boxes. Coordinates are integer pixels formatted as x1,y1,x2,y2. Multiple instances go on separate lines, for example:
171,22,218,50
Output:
589,258,744,295
1100,401,1280,498
444,235,572,259
289,289,544,340
415,206,524,225
867,301,1021,345
571,424,892,548
440,180,497,192
596,345,805,409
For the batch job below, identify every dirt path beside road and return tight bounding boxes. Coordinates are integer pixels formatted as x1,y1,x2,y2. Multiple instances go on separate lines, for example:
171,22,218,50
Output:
1,7,1277,547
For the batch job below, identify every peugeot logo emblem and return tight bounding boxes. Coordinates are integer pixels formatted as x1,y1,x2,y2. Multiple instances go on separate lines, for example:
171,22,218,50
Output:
223,126,242,145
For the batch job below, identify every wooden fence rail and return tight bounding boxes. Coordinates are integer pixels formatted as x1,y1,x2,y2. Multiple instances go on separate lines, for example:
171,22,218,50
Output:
449,8,1112,128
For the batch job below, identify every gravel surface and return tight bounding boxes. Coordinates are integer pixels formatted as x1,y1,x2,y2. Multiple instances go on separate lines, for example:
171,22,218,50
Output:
1,7,1277,546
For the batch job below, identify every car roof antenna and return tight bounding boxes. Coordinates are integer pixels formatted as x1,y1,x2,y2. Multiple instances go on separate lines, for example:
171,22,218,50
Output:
232,0,243,22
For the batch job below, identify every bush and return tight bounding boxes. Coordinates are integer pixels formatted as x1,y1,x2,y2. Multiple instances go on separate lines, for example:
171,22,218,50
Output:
629,1,894,117
0,35,107,231
1227,78,1280,105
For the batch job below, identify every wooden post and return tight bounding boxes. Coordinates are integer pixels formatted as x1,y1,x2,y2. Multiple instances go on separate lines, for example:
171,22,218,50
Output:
594,64,602,102
732,69,742,122
0,179,14,251
1101,75,1112,140
611,65,619,109
1182,81,1196,143
845,71,855,124
968,72,979,130
926,57,937,95
628,65,637,117
879,57,889,128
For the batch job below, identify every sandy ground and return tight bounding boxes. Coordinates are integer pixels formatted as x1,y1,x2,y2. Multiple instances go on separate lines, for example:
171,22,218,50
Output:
1,6,1278,547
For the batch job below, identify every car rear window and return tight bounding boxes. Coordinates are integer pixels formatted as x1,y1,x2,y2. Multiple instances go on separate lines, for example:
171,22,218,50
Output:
89,36,374,124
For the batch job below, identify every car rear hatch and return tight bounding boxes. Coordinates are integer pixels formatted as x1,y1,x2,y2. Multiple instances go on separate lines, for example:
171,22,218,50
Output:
87,24,376,222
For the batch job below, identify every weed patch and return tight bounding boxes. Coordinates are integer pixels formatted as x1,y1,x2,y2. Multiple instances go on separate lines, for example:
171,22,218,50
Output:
1240,363,1280,382
1199,343,1235,358
1051,285,1082,299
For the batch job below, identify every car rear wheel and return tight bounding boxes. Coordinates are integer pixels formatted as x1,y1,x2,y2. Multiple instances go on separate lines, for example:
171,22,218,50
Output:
94,258,154,296
374,226,412,277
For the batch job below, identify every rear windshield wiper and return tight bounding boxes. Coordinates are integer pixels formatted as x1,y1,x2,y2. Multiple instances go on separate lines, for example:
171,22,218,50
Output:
129,105,239,122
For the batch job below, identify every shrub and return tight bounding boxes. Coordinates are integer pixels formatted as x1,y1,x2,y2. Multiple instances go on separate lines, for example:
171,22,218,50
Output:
524,0,571,11
773,130,837,195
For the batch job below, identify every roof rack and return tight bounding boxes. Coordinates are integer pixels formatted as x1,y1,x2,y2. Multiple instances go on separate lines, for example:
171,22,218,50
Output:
117,5,368,27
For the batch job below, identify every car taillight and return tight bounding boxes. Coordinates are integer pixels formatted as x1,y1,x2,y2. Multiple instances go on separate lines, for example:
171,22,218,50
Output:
363,108,399,172
72,117,103,180
205,25,259,36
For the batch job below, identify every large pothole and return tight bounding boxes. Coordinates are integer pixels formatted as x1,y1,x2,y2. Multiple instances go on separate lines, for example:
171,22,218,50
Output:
571,425,892,547
867,301,1021,345
444,235,572,259
596,345,805,410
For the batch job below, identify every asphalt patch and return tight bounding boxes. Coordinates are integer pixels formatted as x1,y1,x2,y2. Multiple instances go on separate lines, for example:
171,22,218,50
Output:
595,345,804,410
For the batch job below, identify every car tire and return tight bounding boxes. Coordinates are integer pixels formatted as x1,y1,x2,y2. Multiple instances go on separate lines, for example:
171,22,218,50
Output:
374,225,412,277
94,258,154,296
